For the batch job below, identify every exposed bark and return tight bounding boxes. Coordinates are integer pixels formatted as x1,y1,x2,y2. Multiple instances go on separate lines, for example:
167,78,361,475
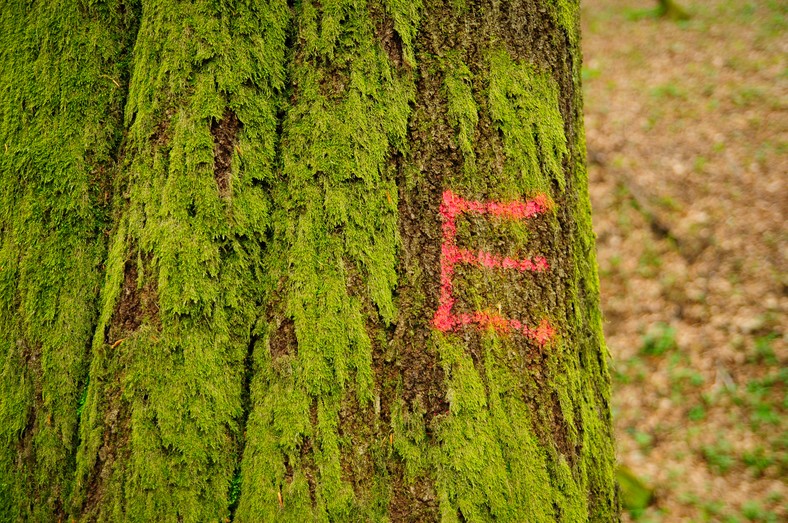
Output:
0,1,618,521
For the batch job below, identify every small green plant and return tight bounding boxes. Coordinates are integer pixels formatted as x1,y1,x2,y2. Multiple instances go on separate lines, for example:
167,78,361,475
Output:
227,469,242,511
692,156,708,173
650,82,688,101
698,499,725,519
600,254,622,277
752,333,779,365
76,380,89,419
741,500,778,522
627,428,655,452
616,466,653,516
732,86,766,108
638,246,663,277
689,372,705,387
582,66,602,81
737,371,786,429
669,363,705,390
657,194,681,211
613,353,650,385
750,402,780,427
623,1,690,22
688,404,706,422
765,491,783,504
742,446,775,477
657,0,691,20
702,438,735,474
641,323,678,356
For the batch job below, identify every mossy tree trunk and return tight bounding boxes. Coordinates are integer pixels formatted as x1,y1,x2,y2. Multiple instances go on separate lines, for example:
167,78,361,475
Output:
0,1,618,521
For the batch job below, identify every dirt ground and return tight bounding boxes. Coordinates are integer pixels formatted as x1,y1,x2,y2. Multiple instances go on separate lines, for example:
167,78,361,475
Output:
581,1,786,521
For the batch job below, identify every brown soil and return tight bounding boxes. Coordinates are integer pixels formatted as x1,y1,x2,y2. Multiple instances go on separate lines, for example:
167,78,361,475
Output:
582,1,786,521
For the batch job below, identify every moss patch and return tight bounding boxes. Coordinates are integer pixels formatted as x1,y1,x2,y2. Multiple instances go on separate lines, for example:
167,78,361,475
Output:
73,0,291,520
0,0,136,519
236,0,419,520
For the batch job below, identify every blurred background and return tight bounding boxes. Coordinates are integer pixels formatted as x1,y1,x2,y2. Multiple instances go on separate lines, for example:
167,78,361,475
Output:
580,1,786,521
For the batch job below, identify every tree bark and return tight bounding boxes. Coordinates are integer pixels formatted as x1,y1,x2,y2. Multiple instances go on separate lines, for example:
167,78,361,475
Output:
0,1,618,521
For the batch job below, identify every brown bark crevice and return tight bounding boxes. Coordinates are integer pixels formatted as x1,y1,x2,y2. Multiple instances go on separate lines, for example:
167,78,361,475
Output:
211,109,241,198
110,253,160,342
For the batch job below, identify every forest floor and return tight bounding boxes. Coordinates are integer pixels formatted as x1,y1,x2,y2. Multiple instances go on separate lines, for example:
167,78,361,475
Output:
581,0,786,521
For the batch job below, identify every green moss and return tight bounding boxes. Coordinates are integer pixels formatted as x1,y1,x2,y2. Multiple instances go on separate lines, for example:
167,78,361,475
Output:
72,0,291,520
548,0,580,46
235,328,315,522
433,332,557,522
569,125,619,521
384,0,422,66
236,0,419,520
0,0,135,519
487,49,568,195
449,0,470,15
444,55,479,174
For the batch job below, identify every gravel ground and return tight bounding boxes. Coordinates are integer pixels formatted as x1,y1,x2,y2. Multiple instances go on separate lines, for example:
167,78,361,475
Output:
581,1,786,521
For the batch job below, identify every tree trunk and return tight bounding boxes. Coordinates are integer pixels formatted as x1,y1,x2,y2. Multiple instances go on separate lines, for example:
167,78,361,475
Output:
0,1,618,522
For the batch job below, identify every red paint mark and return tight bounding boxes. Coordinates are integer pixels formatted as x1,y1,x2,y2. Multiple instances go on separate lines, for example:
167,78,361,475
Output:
433,189,556,346
442,245,549,273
